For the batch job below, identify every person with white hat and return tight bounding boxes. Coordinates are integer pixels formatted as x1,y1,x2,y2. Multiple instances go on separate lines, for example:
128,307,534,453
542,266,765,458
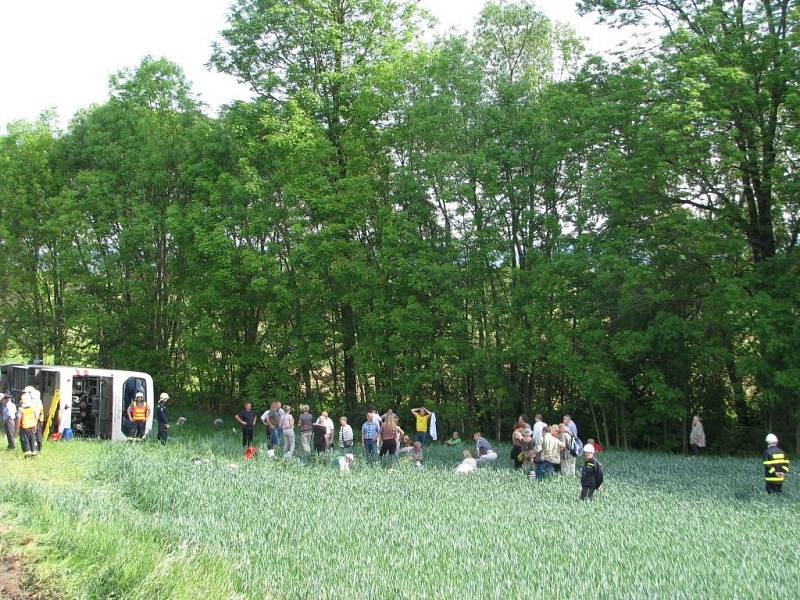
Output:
580,443,604,500
156,392,170,444
126,392,150,439
16,391,39,456
763,434,790,494
24,386,44,451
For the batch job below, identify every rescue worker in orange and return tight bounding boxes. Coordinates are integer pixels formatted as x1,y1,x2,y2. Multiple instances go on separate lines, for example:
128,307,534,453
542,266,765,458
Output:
17,390,39,456
127,392,150,439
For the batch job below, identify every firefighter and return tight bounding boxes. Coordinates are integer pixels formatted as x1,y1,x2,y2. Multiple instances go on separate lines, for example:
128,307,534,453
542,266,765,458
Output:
156,392,170,444
16,391,39,456
763,434,790,494
126,392,149,439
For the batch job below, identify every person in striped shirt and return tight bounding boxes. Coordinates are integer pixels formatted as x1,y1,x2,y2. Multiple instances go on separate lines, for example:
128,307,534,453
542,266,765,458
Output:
361,412,380,455
473,432,498,465
338,417,354,451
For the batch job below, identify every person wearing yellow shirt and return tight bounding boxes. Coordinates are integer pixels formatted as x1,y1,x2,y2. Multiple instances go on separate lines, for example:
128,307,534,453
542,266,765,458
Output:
16,391,39,457
411,407,431,445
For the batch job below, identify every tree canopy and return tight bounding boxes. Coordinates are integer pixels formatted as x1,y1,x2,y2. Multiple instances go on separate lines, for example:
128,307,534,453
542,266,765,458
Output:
1,1,798,453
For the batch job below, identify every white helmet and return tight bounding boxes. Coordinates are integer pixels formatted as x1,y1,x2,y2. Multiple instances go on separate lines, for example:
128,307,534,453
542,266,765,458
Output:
159,392,170,401
135,392,144,399
583,444,596,454
766,434,778,445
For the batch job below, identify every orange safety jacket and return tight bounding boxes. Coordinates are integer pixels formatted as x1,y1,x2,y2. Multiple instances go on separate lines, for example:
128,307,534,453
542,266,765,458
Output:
20,406,37,429
130,402,148,422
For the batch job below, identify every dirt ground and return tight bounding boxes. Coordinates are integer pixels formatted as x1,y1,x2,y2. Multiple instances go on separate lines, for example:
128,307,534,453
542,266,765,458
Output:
0,552,26,600
0,524,50,600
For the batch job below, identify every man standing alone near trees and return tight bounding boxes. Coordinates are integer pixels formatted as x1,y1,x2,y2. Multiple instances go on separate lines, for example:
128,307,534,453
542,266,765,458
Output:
411,407,431,444
235,401,257,448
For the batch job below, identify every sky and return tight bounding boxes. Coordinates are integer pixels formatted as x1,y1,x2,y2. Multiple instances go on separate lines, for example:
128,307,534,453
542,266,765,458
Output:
0,1,628,129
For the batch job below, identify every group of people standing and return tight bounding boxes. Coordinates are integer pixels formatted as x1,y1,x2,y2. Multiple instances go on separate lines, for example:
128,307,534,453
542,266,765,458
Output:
235,402,433,465
2,387,44,456
231,403,605,499
508,414,589,480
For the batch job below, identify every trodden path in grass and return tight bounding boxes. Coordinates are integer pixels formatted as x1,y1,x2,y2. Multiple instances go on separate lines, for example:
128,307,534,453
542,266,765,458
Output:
0,422,798,599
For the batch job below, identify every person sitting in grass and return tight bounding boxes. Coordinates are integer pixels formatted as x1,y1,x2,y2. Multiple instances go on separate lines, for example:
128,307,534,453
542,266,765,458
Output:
444,432,462,448
397,435,413,456
473,432,497,465
456,450,478,474
411,441,424,467
580,444,604,500
334,453,355,473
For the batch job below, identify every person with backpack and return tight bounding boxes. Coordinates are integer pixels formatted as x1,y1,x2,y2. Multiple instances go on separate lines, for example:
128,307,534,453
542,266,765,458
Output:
763,434,790,494
558,423,577,476
261,402,284,450
580,444,604,500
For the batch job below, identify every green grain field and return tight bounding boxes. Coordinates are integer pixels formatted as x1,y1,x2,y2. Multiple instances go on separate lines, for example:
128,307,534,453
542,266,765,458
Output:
0,419,797,600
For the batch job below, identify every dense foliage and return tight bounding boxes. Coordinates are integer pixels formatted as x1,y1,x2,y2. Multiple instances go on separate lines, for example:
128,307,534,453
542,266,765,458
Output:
1,0,798,452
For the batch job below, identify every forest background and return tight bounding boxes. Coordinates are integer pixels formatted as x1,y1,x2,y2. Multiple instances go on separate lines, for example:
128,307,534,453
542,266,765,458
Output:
1,0,798,453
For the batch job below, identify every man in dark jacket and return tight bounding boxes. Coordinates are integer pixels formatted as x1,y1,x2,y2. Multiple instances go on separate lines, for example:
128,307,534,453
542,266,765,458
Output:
763,434,790,494
156,393,170,444
580,443,604,500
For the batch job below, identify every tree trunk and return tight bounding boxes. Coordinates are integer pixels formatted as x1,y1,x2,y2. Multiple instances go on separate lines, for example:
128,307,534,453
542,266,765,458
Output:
341,303,357,414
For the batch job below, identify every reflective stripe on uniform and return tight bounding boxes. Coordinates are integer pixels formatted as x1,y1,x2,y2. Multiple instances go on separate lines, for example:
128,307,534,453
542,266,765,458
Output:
131,404,147,421
765,476,785,482
763,459,790,465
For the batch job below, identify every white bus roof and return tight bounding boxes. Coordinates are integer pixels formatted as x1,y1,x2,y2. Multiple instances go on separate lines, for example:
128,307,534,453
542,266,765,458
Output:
9,364,151,379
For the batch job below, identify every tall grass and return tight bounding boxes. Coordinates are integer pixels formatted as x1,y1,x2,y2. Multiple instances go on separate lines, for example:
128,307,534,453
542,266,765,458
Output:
0,416,797,599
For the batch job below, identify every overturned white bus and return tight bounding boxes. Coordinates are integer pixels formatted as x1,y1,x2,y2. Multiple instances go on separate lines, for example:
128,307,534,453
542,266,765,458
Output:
0,364,154,441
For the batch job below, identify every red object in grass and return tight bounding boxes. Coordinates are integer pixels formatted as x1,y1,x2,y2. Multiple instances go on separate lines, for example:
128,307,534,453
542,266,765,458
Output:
243,446,258,460
49,432,62,441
